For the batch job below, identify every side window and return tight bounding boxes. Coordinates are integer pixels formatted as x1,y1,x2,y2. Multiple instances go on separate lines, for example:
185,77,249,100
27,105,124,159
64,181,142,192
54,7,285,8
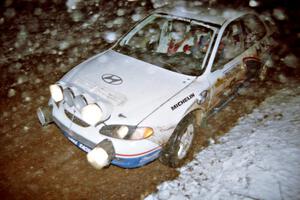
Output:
241,14,266,49
212,21,244,72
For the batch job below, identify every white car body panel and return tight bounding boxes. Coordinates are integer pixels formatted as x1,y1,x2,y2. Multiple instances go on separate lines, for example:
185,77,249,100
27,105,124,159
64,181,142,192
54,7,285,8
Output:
140,76,210,144
60,50,195,125
41,6,277,168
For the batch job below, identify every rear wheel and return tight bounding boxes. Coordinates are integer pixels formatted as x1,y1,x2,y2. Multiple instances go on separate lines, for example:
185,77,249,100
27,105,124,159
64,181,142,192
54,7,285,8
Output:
159,114,197,167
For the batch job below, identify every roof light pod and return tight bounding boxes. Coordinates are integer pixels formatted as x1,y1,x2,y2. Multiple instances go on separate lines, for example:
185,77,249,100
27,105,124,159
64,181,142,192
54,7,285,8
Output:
81,104,103,126
49,84,63,102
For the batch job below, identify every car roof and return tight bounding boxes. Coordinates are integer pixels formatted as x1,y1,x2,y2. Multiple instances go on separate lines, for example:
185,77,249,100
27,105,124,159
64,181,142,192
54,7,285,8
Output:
154,4,250,26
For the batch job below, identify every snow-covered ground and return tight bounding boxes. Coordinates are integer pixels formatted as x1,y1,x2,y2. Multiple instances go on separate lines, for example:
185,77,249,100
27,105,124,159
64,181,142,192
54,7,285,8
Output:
146,84,300,200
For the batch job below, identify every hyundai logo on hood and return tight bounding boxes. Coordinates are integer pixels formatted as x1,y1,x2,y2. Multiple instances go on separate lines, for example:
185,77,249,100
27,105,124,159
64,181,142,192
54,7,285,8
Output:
101,74,123,85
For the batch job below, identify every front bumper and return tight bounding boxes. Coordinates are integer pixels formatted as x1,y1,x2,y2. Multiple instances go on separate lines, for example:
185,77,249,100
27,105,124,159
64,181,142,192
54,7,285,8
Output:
51,101,161,168
57,122,161,168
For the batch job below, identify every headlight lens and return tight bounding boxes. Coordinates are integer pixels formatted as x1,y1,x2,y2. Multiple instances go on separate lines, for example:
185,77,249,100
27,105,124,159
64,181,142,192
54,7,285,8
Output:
100,125,153,140
49,84,63,102
81,104,103,126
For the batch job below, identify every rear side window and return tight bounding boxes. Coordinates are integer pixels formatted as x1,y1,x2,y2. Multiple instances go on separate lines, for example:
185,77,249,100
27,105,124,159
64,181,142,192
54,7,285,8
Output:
241,14,267,48
212,21,244,71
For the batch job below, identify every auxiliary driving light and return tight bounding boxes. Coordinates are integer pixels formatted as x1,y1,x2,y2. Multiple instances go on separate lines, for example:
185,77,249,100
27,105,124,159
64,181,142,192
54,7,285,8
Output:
37,106,53,126
81,104,103,126
49,84,63,102
86,139,115,170
87,147,110,170
63,88,75,107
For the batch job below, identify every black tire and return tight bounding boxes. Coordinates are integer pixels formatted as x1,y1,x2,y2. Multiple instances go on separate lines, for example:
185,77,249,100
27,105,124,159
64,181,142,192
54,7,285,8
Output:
159,113,197,168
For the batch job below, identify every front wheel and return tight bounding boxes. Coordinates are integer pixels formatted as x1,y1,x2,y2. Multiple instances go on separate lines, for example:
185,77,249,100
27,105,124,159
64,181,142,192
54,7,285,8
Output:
159,114,197,167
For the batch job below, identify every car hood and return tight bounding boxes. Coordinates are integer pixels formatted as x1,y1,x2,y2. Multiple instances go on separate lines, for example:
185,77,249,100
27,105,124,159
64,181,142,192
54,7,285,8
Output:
61,50,194,125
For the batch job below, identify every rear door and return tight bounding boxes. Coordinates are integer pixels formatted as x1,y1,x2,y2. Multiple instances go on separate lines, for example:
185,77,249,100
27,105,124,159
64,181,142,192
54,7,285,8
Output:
240,14,270,79
206,20,246,110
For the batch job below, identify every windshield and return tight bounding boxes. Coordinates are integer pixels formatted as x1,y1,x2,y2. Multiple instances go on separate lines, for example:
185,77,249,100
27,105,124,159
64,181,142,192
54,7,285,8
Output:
114,14,214,76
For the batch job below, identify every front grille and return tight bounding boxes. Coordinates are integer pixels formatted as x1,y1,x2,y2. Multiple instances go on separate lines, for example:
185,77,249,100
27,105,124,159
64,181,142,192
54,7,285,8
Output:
64,109,90,127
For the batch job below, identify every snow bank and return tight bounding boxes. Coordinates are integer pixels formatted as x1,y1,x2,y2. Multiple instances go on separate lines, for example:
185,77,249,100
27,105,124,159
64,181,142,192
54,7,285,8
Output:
146,84,300,200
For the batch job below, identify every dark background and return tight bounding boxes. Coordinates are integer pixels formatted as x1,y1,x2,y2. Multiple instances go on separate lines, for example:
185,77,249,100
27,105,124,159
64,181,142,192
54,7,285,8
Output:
0,1,299,199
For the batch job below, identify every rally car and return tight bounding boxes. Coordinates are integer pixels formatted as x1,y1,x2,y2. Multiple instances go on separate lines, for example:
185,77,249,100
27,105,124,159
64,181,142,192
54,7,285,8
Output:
37,5,276,169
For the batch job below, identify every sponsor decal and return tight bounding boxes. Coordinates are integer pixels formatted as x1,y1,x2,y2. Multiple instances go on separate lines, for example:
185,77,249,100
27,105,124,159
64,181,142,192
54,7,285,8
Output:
79,143,91,153
68,136,78,145
101,74,123,85
67,136,91,153
171,93,195,111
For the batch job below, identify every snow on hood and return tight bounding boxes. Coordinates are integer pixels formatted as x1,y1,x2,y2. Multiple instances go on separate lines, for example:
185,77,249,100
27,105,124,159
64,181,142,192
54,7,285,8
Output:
61,50,194,124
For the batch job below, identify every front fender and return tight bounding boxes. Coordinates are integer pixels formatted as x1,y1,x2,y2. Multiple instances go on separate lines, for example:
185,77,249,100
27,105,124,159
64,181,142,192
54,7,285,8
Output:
140,81,209,145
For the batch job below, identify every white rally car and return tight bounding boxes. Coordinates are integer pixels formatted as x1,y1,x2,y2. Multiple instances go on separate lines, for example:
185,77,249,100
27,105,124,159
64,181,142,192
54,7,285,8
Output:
37,5,277,169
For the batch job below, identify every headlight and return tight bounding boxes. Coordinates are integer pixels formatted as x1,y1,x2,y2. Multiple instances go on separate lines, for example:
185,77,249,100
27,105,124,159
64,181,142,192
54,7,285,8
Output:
81,104,103,126
49,84,63,102
100,125,153,140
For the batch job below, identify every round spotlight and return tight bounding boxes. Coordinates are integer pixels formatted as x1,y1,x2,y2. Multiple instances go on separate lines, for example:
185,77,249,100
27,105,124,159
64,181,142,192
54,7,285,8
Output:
73,95,87,111
37,106,53,126
87,147,110,170
49,84,63,102
81,104,103,126
63,88,75,107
